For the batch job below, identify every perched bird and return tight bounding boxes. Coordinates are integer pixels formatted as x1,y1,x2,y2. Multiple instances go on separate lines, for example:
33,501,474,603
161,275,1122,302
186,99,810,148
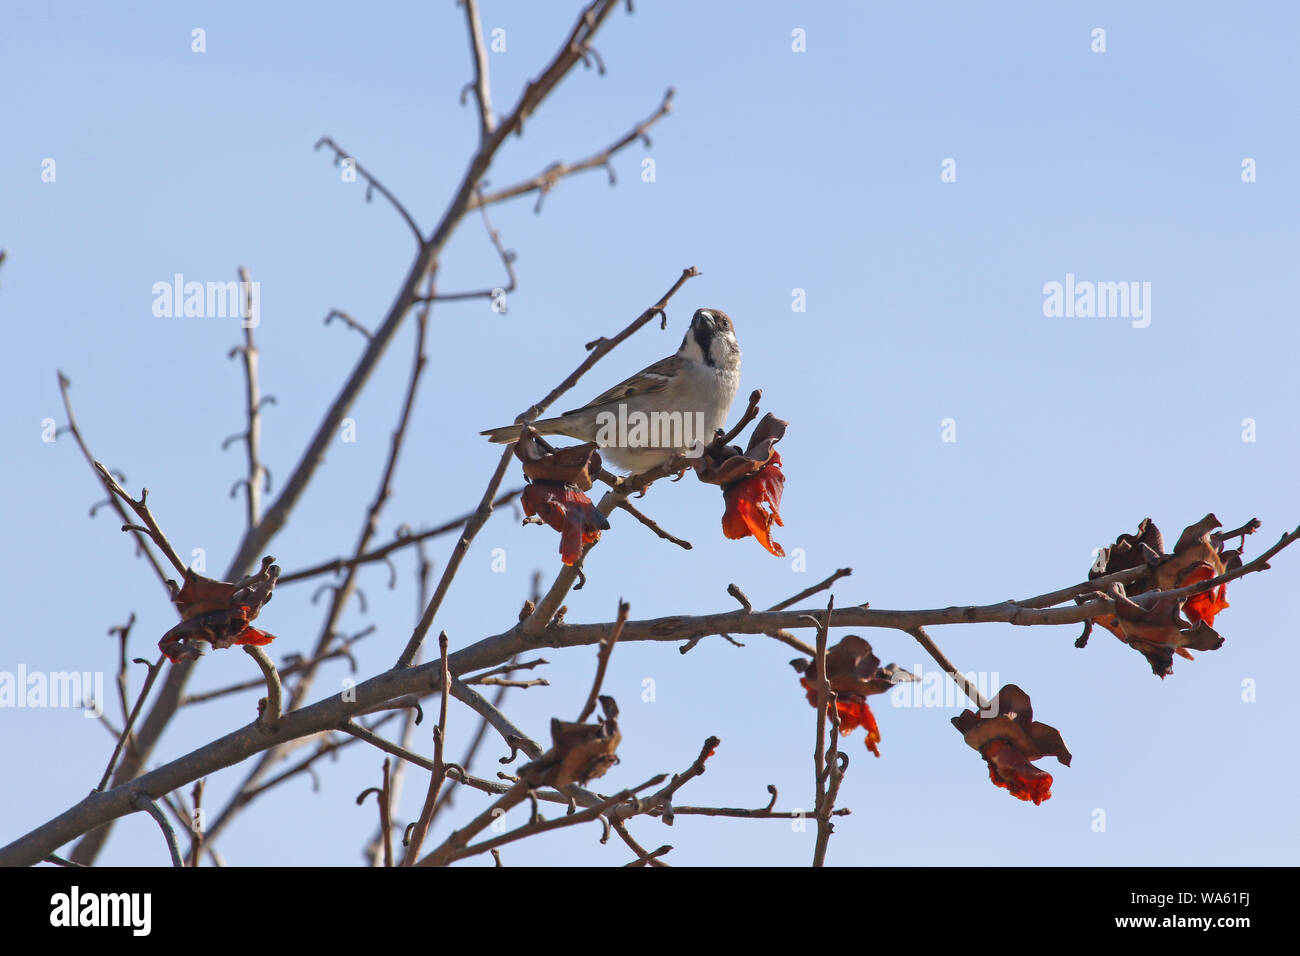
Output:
481,308,741,473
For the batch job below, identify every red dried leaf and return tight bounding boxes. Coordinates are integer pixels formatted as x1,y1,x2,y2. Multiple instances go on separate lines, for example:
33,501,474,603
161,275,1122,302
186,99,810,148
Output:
1183,568,1229,627
159,562,279,663
521,482,609,566
801,679,881,756
513,431,602,491
1086,515,1246,675
722,451,785,556
952,685,1070,805
982,739,1054,805
796,636,903,758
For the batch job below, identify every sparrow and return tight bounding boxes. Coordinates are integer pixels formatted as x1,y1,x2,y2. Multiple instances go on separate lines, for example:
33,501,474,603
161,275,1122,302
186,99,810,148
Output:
481,308,742,473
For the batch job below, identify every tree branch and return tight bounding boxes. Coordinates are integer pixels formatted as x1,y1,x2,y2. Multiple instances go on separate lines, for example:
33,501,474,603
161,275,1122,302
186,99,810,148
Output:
469,88,673,213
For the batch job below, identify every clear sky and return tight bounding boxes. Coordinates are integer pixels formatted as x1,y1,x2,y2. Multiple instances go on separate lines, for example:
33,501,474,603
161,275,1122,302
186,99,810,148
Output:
3,1,1298,866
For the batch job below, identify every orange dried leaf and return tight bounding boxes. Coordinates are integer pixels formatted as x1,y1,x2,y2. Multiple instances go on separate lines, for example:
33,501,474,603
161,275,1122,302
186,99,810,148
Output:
522,482,609,566
159,563,279,662
952,685,1070,805
722,452,785,556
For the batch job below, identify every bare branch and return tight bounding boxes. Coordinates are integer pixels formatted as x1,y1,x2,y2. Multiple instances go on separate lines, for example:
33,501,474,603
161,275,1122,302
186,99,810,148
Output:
275,490,521,586
313,137,424,243
92,463,188,577
577,600,628,722
469,88,674,213
461,0,496,141
56,373,172,591
402,633,453,864
242,645,283,733
95,654,165,792
227,266,268,528
768,568,853,612
129,792,183,868
907,626,989,712
356,760,394,867
323,309,373,341
811,596,840,867
413,198,517,304
616,499,692,549
182,629,372,706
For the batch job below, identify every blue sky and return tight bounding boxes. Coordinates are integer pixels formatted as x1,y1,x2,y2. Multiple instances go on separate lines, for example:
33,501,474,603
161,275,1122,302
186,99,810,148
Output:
2,1,1298,866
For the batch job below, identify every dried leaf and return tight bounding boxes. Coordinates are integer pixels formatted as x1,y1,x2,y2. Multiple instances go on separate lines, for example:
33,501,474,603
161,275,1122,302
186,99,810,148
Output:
1085,515,1244,675
159,560,279,662
521,697,621,787
953,684,1070,805
514,430,603,491
521,482,609,566
796,635,908,757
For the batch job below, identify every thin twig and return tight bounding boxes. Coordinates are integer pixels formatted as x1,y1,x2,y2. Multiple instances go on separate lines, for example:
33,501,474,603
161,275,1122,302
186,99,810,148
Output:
243,645,283,733
907,625,989,712
403,633,452,865
107,613,136,726
461,657,549,683
356,760,395,867
616,499,692,549
323,309,373,340
92,463,188,576
275,490,521,586
461,0,496,141
418,773,667,867
189,779,205,868
768,568,854,612
129,792,184,868
413,196,516,303
182,629,372,706
56,373,171,591
314,137,424,243
609,737,721,824
811,595,844,868
578,600,628,722
469,88,674,213
718,388,762,445
95,654,164,792
612,820,671,867
227,266,269,529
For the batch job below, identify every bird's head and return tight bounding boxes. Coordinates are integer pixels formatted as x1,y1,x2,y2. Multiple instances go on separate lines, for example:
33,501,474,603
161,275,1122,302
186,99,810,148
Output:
680,308,740,368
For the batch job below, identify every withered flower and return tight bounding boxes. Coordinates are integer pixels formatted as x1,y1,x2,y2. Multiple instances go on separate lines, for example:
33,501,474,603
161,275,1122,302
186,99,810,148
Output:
520,696,621,788
952,685,1071,806
792,635,909,757
158,556,279,663
514,430,610,567
1087,515,1248,676
1153,515,1241,627
693,412,788,556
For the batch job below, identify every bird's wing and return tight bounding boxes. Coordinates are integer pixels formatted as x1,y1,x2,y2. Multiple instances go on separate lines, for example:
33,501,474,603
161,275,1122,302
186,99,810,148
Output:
563,354,681,414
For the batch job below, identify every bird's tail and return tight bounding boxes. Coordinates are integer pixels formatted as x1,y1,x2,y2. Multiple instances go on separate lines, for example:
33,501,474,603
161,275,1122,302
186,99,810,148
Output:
480,418,566,444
